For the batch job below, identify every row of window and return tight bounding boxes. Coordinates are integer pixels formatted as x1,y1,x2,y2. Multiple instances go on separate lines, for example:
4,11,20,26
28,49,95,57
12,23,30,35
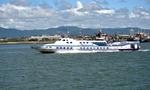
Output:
56,47,73,49
61,39,70,41
80,47,108,50
93,42,107,46
45,46,51,48
46,46,109,50
55,47,109,50
80,42,89,44
66,42,73,44
65,42,89,44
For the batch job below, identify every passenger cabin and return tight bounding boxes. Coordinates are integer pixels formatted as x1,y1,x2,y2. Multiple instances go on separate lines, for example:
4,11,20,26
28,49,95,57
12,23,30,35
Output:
54,38,108,46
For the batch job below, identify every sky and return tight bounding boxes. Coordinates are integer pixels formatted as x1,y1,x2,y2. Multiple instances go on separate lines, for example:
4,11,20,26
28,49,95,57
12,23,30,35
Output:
0,0,150,30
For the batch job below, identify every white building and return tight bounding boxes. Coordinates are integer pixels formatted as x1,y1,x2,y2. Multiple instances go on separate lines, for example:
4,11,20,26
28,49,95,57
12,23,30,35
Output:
28,35,62,41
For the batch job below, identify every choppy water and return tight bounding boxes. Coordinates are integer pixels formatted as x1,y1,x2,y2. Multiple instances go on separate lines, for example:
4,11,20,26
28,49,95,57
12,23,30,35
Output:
0,43,150,90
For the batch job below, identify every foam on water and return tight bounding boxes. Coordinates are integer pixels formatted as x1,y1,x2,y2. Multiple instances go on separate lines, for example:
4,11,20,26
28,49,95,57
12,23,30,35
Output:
138,49,150,52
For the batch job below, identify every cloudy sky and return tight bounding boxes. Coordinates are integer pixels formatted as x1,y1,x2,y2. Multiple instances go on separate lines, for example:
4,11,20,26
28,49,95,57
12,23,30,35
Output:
0,0,150,30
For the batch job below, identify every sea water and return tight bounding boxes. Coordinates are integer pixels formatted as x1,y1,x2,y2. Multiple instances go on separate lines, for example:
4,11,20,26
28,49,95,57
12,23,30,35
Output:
0,43,150,90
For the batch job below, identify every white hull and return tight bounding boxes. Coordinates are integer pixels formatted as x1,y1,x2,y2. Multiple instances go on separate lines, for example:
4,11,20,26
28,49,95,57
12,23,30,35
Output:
55,50,120,53
39,47,137,54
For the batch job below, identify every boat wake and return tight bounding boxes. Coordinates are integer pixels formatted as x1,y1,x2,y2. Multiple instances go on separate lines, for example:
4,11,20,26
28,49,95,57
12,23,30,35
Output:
138,49,150,52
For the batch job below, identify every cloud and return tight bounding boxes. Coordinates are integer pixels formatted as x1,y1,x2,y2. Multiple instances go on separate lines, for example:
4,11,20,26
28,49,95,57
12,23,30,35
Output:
10,0,29,6
54,0,72,10
0,1,150,30
83,1,102,11
60,0,89,16
92,0,109,6
145,0,150,3
77,0,83,9
64,1,114,16
129,7,150,19
0,3,58,29
96,9,115,14
114,8,129,18
0,3,53,18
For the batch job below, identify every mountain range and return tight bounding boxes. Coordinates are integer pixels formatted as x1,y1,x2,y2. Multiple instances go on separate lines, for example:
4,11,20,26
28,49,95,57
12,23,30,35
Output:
0,26,150,38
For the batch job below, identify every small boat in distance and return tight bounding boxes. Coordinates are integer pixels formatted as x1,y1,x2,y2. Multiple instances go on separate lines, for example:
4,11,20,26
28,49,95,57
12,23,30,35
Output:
33,38,140,53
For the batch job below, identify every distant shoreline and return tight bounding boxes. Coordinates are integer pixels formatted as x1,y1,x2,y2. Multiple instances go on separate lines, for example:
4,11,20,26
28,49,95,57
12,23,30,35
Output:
0,41,53,45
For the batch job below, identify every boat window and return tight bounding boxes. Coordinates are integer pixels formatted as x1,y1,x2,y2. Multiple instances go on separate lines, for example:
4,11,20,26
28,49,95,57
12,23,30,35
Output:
66,42,69,44
93,42,107,46
70,42,72,44
62,39,65,41
86,42,88,44
63,47,65,49
45,46,48,48
60,47,62,49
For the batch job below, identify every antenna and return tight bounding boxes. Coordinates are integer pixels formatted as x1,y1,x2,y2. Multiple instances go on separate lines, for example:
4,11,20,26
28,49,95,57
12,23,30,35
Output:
99,24,102,32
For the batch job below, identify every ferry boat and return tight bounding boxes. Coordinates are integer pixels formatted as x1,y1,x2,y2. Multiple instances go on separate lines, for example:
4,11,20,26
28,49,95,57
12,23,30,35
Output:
34,38,140,53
